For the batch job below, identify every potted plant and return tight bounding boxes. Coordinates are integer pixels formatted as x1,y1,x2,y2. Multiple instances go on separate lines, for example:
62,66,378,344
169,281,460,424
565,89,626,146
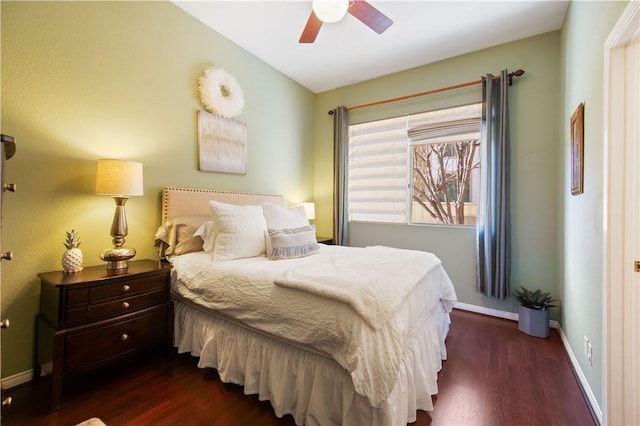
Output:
513,286,558,338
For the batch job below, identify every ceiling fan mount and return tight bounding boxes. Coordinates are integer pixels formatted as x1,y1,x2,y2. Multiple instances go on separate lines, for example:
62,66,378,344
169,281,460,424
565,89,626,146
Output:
299,0,393,44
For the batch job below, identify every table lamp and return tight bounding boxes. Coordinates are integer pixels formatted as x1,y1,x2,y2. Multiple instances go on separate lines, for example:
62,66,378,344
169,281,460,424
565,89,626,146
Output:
299,202,316,221
95,159,143,270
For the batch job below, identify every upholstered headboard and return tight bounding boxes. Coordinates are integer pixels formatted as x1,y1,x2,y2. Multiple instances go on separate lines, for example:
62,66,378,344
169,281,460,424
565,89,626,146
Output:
161,187,283,223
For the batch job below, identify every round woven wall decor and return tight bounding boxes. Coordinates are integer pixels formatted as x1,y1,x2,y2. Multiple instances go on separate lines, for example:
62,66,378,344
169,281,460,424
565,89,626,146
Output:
197,66,244,118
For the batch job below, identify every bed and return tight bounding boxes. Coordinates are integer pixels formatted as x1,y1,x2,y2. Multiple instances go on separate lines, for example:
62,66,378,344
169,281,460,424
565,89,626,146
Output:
155,187,458,426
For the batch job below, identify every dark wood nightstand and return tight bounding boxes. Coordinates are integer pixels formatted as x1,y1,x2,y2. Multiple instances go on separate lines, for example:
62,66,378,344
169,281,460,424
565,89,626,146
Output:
35,259,172,412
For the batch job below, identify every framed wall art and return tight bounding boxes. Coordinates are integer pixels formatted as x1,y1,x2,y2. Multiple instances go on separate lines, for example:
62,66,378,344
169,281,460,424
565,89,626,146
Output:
570,103,584,195
197,110,247,174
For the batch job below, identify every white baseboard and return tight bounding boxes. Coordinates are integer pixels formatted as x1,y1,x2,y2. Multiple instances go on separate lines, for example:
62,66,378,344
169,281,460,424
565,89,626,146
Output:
1,363,51,390
2,369,34,390
556,326,603,424
453,301,560,328
454,302,600,424
454,301,519,321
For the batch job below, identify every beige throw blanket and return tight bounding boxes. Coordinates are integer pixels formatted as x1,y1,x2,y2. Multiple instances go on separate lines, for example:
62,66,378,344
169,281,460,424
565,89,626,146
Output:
275,245,442,329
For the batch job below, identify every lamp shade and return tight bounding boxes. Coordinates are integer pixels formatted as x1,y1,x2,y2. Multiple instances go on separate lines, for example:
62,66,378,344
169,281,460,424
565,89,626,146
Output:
95,159,144,196
300,202,316,220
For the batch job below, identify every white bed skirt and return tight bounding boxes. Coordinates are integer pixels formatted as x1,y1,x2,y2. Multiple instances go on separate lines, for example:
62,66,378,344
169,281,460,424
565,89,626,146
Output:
173,299,450,426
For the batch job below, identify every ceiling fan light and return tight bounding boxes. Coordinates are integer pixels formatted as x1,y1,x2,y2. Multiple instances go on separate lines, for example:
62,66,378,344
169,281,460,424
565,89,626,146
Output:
312,0,349,23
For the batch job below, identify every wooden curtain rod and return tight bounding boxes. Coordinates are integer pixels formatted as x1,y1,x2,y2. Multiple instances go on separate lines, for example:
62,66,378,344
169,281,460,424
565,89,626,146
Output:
328,69,525,115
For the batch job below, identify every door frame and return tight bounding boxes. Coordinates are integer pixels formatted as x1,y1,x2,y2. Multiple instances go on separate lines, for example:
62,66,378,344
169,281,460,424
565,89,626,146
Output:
603,1,640,424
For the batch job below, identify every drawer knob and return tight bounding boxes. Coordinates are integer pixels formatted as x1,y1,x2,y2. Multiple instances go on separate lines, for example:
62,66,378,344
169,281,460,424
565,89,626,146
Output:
0,319,9,329
2,396,12,408
122,284,131,292
122,302,130,309
121,333,129,341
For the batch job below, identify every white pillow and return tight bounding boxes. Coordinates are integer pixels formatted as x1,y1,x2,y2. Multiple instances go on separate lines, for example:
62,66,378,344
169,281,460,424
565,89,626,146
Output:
209,201,267,261
262,203,309,228
267,225,319,260
194,221,216,253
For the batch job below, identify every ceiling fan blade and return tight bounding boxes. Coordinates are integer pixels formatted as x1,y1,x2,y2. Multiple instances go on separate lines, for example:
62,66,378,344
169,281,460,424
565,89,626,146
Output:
299,11,323,43
348,0,393,34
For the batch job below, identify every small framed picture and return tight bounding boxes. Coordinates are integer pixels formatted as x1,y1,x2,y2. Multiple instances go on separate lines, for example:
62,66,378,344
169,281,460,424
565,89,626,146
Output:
570,103,584,195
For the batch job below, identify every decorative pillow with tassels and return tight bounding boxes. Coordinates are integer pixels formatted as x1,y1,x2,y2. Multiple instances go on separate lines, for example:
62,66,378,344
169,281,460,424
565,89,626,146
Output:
267,225,319,260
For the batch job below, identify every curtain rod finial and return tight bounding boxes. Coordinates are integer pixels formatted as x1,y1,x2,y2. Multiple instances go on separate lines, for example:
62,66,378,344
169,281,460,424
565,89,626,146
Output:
328,110,335,115
507,69,525,85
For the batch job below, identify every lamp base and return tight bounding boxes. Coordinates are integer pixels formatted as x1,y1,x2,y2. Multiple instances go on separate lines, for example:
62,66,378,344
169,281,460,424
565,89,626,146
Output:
100,247,136,270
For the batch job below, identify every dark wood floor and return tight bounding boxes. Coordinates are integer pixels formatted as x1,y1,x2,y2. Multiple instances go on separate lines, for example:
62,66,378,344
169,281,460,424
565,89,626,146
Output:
2,309,596,426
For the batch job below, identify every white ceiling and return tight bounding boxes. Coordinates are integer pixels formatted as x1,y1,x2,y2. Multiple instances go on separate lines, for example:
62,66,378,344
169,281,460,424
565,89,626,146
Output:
173,1,569,93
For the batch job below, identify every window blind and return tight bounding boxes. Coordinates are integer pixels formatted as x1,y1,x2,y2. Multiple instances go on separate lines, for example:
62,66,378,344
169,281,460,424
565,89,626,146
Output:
408,103,482,143
348,116,409,223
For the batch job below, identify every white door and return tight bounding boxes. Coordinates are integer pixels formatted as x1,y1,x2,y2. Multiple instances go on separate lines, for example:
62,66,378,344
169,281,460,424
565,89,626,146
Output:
604,2,640,424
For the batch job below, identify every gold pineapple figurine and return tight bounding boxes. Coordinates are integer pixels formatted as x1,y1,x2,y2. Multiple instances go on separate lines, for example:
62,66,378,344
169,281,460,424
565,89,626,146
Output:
62,229,83,273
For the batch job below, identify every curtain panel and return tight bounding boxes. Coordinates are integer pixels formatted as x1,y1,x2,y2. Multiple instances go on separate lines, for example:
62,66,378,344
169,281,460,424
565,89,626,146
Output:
333,106,349,246
476,70,511,299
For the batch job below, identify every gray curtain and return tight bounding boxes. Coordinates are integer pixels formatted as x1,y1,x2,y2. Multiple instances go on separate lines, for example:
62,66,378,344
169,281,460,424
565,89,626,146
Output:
333,106,349,246
476,70,511,299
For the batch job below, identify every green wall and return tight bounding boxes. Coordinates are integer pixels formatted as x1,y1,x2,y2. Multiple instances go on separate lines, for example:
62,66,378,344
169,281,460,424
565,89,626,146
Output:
314,32,562,316
1,2,631,417
311,1,629,415
560,0,629,413
0,1,315,377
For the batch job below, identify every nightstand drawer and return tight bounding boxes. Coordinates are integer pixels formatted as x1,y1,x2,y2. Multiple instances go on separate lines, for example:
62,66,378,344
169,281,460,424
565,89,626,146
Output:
67,274,167,306
65,289,168,326
64,306,168,372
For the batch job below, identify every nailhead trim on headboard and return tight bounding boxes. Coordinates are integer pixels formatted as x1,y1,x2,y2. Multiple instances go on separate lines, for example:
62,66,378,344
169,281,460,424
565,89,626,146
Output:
161,187,283,223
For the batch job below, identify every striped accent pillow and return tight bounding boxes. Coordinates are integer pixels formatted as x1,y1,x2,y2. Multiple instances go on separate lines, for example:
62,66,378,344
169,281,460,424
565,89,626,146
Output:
267,225,319,260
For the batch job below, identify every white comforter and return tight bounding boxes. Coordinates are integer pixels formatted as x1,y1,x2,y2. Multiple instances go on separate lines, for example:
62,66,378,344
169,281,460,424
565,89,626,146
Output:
170,245,457,407
275,245,444,329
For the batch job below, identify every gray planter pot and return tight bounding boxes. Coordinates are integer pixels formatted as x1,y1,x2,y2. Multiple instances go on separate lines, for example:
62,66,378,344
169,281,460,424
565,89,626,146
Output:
518,305,550,338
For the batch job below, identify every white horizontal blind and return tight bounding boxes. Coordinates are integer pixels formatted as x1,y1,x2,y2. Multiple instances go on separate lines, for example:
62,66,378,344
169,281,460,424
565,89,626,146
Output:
408,103,482,143
348,116,409,223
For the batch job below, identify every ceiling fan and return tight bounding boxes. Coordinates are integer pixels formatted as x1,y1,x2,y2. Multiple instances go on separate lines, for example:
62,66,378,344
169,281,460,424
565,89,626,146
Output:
299,0,393,44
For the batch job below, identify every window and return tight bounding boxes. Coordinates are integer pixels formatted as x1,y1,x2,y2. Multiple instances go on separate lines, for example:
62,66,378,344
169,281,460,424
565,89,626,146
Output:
348,103,481,225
